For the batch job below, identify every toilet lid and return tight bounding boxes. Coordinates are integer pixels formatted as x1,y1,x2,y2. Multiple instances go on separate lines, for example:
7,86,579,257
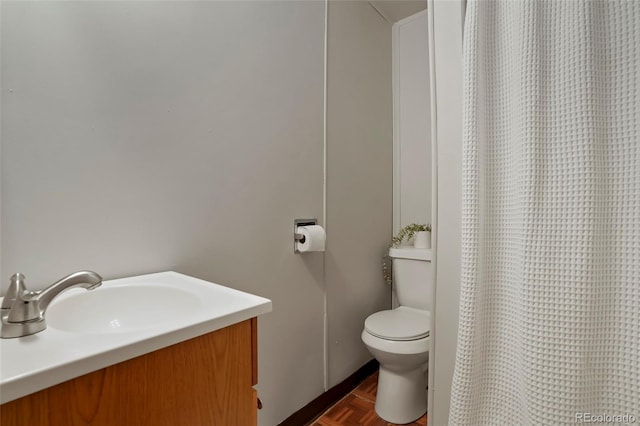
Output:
364,307,430,341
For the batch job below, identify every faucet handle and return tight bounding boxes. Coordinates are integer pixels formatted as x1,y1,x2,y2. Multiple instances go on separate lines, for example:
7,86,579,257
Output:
1,273,26,310
5,274,41,323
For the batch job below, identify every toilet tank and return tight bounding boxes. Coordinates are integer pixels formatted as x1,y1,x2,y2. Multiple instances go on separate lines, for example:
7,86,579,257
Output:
390,247,432,311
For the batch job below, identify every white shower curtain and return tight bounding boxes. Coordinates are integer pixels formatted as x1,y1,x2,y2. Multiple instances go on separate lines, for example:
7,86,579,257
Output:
450,1,640,425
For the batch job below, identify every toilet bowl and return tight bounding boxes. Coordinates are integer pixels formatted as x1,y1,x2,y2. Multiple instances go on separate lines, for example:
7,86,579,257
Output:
362,306,429,424
362,247,432,424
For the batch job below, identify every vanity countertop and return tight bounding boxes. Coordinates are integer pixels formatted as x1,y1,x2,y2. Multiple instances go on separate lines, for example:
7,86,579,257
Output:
0,271,272,404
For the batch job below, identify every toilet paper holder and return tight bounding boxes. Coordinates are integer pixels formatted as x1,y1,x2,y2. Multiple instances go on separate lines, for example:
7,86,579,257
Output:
294,218,317,253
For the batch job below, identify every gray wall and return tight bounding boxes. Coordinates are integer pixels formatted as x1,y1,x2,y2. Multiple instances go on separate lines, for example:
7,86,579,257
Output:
1,2,327,424
326,1,393,387
428,1,464,424
1,1,395,423
393,10,431,232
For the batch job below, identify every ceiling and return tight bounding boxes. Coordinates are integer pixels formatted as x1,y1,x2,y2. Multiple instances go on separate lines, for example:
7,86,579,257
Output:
369,0,427,23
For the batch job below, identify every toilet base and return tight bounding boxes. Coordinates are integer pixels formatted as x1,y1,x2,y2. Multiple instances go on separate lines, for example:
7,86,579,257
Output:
375,365,426,424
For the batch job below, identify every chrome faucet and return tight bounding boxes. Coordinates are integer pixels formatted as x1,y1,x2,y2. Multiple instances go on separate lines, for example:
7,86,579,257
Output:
1,271,102,338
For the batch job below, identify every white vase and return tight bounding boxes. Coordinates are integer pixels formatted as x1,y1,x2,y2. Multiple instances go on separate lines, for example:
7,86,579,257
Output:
413,231,430,249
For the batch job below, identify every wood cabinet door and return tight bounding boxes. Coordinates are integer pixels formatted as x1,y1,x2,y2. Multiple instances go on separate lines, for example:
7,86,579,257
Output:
1,319,255,426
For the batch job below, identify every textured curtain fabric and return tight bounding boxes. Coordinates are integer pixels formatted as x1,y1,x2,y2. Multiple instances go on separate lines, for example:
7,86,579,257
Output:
450,1,640,424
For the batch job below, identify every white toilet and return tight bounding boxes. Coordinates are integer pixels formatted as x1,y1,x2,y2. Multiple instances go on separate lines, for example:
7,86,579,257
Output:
362,246,431,424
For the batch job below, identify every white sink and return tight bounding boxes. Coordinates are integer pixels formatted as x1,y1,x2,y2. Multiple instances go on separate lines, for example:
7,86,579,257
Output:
0,271,272,404
47,283,203,334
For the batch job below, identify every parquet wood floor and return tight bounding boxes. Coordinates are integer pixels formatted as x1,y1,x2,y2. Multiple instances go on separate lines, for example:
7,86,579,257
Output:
311,372,427,426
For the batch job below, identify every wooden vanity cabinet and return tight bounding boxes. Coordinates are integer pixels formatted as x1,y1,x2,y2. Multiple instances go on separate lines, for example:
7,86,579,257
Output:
1,318,259,426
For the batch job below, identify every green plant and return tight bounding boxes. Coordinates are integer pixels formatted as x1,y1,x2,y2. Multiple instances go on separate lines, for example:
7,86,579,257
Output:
383,223,431,286
382,254,393,286
391,223,431,247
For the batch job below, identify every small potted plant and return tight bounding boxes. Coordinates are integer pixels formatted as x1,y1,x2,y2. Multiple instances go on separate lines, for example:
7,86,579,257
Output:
392,223,431,249
383,223,432,285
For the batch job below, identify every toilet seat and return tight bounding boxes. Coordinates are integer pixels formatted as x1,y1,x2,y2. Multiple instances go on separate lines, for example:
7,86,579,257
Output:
364,307,430,341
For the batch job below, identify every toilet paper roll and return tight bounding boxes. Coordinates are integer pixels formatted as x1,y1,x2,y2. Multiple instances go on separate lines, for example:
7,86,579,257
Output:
296,225,326,253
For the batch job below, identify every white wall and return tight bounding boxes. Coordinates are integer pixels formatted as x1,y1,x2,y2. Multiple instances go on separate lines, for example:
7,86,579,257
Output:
393,10,431,232
1,2,326,424
325,0,393,388
427,1,464,425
